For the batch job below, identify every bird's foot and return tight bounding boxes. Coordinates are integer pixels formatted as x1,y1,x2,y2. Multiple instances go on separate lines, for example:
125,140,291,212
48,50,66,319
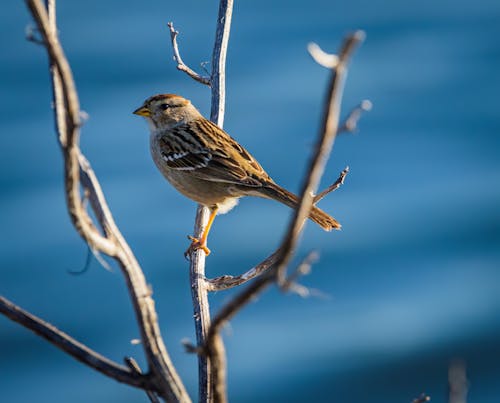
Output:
184,235,211,259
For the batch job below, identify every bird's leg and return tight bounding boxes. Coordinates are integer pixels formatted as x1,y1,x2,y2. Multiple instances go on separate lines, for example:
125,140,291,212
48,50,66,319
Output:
185,206,218,257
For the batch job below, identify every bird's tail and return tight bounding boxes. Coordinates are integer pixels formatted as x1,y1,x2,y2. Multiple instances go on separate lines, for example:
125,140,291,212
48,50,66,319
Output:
260,183,341,231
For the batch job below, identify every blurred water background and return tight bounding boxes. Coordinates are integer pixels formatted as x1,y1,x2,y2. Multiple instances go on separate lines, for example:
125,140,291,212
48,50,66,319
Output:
1,0,500,402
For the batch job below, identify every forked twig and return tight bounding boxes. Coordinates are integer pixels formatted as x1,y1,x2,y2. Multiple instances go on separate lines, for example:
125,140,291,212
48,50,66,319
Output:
167,22,211,86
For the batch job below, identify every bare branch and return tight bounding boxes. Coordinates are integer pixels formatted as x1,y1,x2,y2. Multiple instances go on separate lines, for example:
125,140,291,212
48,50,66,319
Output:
167,22,211,86
168,1,234,401
205,31,365,403
26,0,117,257
274,30,365,285
196,1,234,401
206,249,282,291
0,296,153,391
187,205,213,402
15,1,191,401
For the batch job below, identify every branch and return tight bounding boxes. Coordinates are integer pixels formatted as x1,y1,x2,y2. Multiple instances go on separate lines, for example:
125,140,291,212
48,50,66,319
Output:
0,296,154,392
26,0,117,257
205,31,366,403
168,1,234,401
14,1,191,401
206,248,282,291
275,31,365,284
192,2,234,401
167,22,211,86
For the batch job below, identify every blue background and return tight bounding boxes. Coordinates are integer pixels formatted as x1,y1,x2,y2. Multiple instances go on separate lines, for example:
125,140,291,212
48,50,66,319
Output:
1,0,499,402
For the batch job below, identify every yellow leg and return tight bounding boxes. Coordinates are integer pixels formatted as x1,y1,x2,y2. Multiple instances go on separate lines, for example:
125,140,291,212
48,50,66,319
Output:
184,206,218,257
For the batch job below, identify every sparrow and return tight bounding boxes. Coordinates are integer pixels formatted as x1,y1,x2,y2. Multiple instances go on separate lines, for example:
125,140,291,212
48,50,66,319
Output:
134,94,340,256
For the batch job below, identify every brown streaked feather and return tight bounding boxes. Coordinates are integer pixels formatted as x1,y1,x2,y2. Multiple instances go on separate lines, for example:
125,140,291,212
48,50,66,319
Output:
159,118,271,187
158,133,211,170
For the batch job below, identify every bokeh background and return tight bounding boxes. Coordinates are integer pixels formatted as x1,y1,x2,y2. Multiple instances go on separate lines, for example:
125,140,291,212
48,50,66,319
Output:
1,0,499,402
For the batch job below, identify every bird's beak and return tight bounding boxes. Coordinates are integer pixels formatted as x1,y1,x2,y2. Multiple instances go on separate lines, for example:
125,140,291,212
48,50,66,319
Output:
133,105,151,117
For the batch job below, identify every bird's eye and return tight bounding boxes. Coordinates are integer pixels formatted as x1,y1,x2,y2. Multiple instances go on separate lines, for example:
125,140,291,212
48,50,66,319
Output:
159,103,170,110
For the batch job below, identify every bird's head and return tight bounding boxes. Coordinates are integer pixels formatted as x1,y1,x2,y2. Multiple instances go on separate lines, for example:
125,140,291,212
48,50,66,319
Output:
133,94,201,130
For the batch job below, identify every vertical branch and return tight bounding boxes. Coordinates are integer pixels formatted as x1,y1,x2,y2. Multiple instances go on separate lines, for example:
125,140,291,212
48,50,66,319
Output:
210,0,233,126
187,1,234,402
189,205,212,402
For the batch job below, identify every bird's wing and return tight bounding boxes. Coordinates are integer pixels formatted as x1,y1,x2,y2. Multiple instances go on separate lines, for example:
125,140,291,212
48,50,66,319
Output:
158,119,271,187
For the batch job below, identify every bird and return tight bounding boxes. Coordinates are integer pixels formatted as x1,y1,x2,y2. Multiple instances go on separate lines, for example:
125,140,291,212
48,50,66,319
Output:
133,94,340,256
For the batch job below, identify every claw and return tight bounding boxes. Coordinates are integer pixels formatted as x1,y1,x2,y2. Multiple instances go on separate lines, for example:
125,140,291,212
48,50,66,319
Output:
184,235,211,259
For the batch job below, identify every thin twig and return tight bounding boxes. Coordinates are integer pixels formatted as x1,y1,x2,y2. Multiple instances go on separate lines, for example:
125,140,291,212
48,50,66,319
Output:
167,22,211,86
314,166,349,203
0,296,153,391
205,31,365,403
206,248,282,291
